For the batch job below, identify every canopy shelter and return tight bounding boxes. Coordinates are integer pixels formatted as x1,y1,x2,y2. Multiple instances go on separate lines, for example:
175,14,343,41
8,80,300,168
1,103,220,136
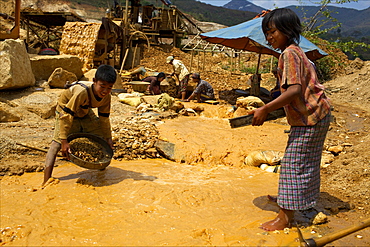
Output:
21,11,86,27
200,17,327,61
200,17,328,96
20,10,86,51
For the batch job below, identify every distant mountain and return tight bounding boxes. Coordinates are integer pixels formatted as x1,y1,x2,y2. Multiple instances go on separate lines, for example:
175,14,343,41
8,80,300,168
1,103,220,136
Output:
144,0,258,26
223,0,265,13
222,0,370,38
285,5,370,38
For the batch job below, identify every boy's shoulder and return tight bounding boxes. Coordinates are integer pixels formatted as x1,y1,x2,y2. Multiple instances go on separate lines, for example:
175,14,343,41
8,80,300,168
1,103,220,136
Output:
65,81,93,96
77,81,94,86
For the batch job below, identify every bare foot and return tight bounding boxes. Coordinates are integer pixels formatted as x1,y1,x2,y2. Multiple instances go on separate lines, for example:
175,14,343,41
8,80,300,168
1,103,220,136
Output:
260,208,293,231
267,195,277,203
41,177,60,188
260,217,291,231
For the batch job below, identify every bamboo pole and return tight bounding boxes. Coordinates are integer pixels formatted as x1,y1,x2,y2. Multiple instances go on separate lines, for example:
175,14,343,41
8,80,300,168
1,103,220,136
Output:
270,56,274,72
16,143,63,157
190,49,194,73
238,51,241,71
231,50,234,73
120,48,130,74
202,50,206,72
305,218,370,247
131,44,138,69
202,43,209,72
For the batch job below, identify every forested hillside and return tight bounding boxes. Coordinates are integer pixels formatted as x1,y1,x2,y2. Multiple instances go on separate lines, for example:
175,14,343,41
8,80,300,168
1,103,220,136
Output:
67,0,258,26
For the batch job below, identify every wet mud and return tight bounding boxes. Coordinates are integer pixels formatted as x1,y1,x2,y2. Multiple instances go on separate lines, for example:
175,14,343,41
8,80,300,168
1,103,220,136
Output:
0,159,300,246
1,159,369,246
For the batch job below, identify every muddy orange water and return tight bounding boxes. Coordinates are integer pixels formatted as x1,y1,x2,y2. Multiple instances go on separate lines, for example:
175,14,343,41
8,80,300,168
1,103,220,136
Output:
2,160,307,246
0,117,329,246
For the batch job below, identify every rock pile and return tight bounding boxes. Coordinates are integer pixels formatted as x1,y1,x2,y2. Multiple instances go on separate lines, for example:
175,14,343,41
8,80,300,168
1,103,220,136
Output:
112,115,160,160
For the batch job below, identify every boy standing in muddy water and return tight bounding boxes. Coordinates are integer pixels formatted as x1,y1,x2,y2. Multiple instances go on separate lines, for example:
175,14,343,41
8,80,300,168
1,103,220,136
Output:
43,64,117,185
249,8,331,231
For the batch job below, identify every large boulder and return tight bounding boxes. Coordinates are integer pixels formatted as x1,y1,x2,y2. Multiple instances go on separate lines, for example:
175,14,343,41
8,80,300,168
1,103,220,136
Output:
0,39,35,90
30,54,84,81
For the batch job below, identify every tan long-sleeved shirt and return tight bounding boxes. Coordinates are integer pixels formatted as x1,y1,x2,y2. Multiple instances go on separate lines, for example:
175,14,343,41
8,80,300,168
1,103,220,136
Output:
56,81,112,139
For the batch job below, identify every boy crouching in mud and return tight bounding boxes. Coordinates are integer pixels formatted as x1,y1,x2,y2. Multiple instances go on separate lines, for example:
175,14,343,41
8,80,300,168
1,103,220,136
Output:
43,64,117,186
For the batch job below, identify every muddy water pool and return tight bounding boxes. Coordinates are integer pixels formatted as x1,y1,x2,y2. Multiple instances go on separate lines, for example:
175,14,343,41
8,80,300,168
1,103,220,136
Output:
1,158,311,246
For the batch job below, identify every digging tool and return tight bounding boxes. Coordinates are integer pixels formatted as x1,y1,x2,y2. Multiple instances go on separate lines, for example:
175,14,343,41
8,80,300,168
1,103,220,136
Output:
16,142,63,157
297,218,370,247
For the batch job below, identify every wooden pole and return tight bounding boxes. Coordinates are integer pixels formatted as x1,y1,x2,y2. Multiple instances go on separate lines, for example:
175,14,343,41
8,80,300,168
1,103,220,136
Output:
238,51,241,71
305,218,370,247
131,44,138,69
250,53,262,97
26,17,30,43
190,49,194,73
256,52,261,74
202,50,206,72
124,0,129,25
231,50,234,72
16,143,63,157
120,48,130,74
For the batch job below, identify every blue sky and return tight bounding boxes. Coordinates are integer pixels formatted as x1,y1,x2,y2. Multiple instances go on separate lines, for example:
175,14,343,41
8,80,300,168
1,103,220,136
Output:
198,0,369,10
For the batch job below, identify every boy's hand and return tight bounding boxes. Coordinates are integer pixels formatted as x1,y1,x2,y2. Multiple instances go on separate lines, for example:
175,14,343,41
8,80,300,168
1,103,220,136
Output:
249,107,268,126
61,139,71,160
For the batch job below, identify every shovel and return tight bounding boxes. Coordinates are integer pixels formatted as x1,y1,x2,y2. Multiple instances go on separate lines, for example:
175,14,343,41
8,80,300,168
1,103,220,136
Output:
296,218,370,247
228,113,278,128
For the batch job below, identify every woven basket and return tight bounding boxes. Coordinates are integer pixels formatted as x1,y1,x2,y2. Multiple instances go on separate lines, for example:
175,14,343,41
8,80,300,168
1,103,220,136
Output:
67,133,113,170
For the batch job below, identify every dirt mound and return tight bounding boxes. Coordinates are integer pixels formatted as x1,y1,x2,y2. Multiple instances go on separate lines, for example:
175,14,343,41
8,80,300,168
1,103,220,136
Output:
325,60,370,111
320,61,370,215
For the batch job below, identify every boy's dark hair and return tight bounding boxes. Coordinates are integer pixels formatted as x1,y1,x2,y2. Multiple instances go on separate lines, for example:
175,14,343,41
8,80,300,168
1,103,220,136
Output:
191,72,201,79
262,8,302,47
157,72,165,79
95,64,117,84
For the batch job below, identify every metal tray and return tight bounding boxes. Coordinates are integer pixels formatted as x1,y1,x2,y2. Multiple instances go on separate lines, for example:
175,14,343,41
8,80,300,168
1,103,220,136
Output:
67,133,113,170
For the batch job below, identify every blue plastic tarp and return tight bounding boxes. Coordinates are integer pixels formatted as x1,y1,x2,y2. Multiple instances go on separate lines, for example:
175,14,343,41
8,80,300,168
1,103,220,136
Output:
200,17,327,61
